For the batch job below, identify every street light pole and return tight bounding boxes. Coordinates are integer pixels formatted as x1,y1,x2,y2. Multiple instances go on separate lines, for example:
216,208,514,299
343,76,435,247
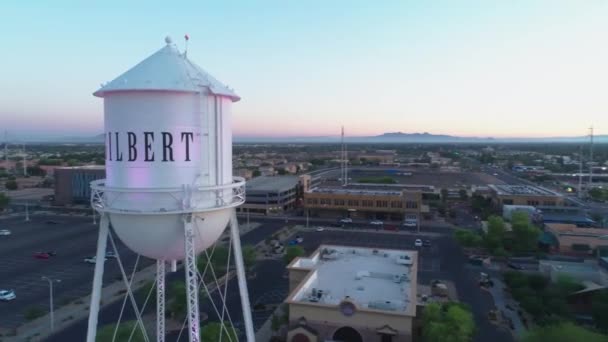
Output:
41,276,60,331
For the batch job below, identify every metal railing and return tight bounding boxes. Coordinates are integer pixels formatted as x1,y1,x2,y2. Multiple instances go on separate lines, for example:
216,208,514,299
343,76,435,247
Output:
90,177,246,215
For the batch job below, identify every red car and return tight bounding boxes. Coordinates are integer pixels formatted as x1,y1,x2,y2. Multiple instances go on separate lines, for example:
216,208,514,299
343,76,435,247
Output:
34,252,50,259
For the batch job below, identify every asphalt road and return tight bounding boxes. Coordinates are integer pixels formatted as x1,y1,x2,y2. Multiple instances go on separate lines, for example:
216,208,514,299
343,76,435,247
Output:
46,218,287,341
0,213,149,330
45,218,512,342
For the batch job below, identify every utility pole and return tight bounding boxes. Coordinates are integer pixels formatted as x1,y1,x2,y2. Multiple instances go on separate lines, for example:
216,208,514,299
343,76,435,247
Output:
22,143,27,177
578,145,583,198
41,276,61,331
589,126,594,187
3,131,7,165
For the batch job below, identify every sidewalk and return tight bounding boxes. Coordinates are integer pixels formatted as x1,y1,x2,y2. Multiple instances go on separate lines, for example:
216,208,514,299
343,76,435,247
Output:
483,271,527,338
5,263,157,342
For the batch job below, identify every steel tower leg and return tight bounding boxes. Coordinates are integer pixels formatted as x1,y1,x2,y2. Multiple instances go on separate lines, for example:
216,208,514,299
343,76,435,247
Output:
183,215,200,342
86,214,110,342
230,211,255,342
157,260,166,342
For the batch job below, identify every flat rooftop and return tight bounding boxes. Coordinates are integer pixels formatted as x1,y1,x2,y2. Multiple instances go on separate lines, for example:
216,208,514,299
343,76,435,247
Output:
287,245,417,316
489,184,562,197
246,175,298,192
308,187,403,196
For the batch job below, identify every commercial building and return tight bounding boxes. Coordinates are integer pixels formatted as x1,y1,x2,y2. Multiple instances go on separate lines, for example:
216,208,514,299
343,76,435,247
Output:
238,175,311,215
285,245,418,342
53,166,105,205
488,184,565,208
304,186,422,222
542,223,608,255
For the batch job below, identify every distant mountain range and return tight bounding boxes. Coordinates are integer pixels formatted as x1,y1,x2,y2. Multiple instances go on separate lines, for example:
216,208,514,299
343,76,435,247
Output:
18,132,608,144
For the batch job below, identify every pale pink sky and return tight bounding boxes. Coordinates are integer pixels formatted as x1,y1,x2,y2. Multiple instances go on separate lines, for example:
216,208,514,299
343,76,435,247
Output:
1,1,607,139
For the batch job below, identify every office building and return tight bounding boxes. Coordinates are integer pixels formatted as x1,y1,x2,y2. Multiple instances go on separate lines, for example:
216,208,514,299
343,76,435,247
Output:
54,166,105,205
239,175,311,215
285,245,418,342
488,184,565,208
304,186,422,222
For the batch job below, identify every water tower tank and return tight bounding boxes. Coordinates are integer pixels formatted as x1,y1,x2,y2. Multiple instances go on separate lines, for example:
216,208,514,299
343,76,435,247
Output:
91,37,244,260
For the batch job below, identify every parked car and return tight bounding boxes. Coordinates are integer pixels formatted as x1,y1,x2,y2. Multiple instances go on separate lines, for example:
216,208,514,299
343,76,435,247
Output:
0,289,16,301
414,239,423,247
402,220,417,228
46,220,59,225
46,251,57,257
315,227,325,232
507,262,525,270
370,220,383,226
0,229,11,236
295,236,304,244
422,239,431,247
34,252,50,259
105,251,117,259
339,218,353,224
84,256,107,264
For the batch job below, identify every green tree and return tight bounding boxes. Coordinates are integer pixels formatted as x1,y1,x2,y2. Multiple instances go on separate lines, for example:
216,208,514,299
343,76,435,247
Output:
511,211,541,252
242,245,257,272
458,189,468,201
252,170,261,177
485,216,505,251
26,165,46,177
454,229,482,248
440,188,449,202
201,322,238,341
592,290,608,333
423,302,475,342
271,314,281,333
523,322,606,342
96,321,145,342
198,245,230,277
5,179,17,190
0,192,10,210
168,280,187,319
284,245,305,264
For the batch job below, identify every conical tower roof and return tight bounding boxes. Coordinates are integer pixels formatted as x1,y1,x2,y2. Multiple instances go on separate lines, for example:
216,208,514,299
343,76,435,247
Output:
94,37,239,101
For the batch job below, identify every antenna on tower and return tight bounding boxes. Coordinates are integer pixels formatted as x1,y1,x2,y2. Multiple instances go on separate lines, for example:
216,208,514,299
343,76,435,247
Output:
589,126,594,187
184,34,189,57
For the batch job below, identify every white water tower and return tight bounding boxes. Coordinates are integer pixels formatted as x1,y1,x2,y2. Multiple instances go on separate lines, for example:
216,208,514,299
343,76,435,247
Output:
87,37,254,342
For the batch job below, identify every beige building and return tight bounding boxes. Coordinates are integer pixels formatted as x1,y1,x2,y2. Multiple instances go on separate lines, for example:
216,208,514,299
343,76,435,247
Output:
54,166,105,205
285,245,418,342
544,223,608,255
488,184,565,208
304,187,422,222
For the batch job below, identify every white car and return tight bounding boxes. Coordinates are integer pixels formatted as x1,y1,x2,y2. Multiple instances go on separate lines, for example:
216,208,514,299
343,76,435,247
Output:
339,218,353,224
370,220,383,226
84,256,107,264
414,239,423,247
0,289,16,301
315,227,325,232
0,229,11,236
295,237,304,244
403,221,417,228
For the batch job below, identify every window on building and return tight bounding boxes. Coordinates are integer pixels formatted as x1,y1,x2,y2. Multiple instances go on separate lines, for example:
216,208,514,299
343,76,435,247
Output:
527,200,539,206
391,201,402,208
376,200,388,208
362,200,374,207
405,201,418,209
334,199,345,206
320,198,331,205
347,200,359,207
502,199,514,205
543,201,556,206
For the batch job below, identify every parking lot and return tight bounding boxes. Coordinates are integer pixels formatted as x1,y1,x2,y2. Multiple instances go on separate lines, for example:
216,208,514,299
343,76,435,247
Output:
0,213,150,329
